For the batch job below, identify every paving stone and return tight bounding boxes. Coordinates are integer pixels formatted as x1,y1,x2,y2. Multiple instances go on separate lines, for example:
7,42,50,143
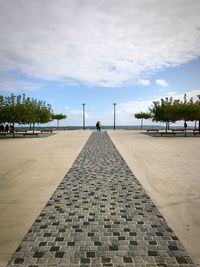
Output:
13,258,24,264
6,132,196,267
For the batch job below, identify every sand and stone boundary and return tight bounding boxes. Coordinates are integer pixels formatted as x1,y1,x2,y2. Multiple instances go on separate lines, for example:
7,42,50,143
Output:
108,130,200,266
6,132,196,267
0,130,91,267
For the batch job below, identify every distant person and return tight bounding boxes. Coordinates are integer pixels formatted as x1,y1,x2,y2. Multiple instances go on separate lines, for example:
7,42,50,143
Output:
5,124,9,133
96,121,102,132
184,122,187,129
96,121,100,132
0,124,4,133
98,121,102,132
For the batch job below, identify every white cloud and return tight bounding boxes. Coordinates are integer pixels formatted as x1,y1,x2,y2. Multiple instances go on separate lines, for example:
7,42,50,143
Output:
137,79,150,86
167,91,177,96
165,89,200,102
0,0,200,87
69,109,83,117
61,108,90,126
112,89,200,125
0,79,41,93
156,79,169,87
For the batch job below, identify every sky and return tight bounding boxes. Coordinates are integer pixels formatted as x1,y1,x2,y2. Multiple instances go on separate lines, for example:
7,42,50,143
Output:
0,0,200,126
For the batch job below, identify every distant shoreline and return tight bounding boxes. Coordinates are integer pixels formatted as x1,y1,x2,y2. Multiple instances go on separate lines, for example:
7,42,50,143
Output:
13,125,196,131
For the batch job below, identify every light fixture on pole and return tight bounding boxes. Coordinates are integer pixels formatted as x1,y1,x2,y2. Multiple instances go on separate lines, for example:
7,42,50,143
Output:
82,103,86,130
113,103,117,130
197,95,200,133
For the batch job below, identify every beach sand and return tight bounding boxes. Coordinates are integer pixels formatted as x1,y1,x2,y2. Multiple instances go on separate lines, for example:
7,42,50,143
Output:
0,130,200,266
108,130,200,266
0,130,90,267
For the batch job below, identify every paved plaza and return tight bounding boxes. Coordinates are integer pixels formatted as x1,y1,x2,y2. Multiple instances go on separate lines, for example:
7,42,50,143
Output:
7,132,195,267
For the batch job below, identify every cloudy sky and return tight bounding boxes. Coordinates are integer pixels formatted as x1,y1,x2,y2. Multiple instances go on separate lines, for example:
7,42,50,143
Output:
0,0,200,126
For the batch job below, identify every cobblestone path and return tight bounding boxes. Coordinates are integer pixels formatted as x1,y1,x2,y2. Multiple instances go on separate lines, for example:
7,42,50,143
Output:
7,132,195,267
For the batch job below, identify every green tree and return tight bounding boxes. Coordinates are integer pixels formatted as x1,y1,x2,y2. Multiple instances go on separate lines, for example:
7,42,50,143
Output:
134,112,151,130
0,95,6,124
51,113,67,130
149,97,178,132
149,94,200,135
0,94,53,137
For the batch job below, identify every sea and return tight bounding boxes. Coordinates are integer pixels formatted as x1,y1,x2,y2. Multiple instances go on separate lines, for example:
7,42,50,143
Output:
15,125,166,131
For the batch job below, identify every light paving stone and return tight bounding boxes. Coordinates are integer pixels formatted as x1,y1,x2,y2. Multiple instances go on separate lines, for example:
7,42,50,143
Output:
7,132,196,267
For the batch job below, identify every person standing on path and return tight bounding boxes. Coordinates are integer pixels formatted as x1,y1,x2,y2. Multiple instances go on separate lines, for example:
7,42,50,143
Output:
96,121,102,132
184,121,187,129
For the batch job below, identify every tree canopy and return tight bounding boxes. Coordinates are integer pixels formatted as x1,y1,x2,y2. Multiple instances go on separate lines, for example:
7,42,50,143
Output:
134,112,151,130
51,113,67,129
149,95,200,122
0,94,53,134
149,94,200,131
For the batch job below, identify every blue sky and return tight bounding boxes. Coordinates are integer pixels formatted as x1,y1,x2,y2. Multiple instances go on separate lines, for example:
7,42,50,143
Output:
0,0,200,126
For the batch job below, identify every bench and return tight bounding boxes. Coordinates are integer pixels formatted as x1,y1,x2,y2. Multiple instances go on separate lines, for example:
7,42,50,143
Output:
146,129,159,133
193,130,200,136
172,129,184,133
159,132,176,136
15,130,27,133
40,130,53,133
22,132,39,137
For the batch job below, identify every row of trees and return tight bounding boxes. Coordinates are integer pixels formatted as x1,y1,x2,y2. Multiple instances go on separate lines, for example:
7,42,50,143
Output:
0,94,67,136
135,94,200,132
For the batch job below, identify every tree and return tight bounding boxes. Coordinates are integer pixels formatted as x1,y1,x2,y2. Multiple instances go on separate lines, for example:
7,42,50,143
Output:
51,113,67,130
134,112,151,130
149,94,200,135
149,97,178,132
0,94,53,137
0,95,6,124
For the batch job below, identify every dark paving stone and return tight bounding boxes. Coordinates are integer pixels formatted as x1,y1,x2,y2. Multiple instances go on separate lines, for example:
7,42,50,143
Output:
148,250,158,256
67,241,75,246
176,256,188,264
130,241,138,245
109,245,118,251
13,258,24,264
6,132,196,267
123,257,133,263
55,251,65,258
50,246,59,251
102,258,111,263
33,252,44,258
86,251,95,257
81,258,90,264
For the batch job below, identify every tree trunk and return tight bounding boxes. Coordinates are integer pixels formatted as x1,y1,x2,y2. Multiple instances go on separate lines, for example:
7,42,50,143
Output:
184,121,187,137
12,122,15,138
33,123,35,133
30,123,32,131
141,118,143,130
165,122,168,132
57,120,59,130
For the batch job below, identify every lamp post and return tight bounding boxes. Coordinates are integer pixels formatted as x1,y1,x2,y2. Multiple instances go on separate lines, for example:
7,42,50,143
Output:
113,103,117,130
82,103,86,130
197,95,200,133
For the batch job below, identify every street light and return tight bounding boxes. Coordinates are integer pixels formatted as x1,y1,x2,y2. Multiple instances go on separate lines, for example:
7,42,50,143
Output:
113,103,117,130
197,95,200,133
82,103,86,130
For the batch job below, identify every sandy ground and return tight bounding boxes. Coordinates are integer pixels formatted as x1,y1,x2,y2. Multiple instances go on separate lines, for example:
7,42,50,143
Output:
0,130,91,267
108,130,200,266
